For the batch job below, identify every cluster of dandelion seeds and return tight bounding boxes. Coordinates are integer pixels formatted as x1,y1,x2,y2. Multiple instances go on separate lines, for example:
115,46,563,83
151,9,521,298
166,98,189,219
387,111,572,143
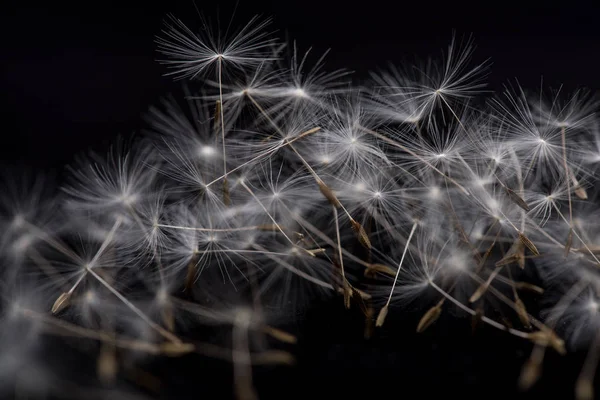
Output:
2,12,600,400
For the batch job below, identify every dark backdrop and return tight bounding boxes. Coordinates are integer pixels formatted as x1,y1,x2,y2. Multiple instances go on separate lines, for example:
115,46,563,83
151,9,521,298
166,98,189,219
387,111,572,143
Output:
2,1,600,399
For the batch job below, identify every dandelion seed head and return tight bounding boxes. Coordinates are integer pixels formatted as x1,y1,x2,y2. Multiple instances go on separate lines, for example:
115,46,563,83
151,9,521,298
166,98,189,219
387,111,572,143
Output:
7,299,24,319
233,306,255,326
199,145,216,158
587,299,599,313
117,192,139,207
319,155,331,164
291,87,308,98
11,214,25,230
428,186,442,200
473,178,489,187
355,182,366,191
156,287,170,305
446,250,470,273
83,289,98,305
11,234,34,255
488,198,500,212
471,229,483,241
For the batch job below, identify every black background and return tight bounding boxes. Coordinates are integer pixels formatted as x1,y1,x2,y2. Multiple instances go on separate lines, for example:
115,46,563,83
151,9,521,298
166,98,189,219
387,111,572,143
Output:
2,1,600,399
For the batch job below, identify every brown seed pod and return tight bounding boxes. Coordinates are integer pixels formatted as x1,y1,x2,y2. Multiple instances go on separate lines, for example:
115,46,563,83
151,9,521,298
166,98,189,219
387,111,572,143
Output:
496,239,525,269
575,377,594,400
161,302,175,332
350,219,371,249
317,180,341,208
514,282,544,295
515,298,532,329
569,167,588,200
343,280,353,309
97,343,118,385
262,326,297,344
160,342,196,357
519,358,541,390
565,228,573,257
51,292,72,315
527,331,566,355
518,233,540,256
574,185,588,200
471,306,484,334
416,300,444,333
375,305,389,328
254,351,296,366
469,282,488,304
505,187,530,211
365,263,396,278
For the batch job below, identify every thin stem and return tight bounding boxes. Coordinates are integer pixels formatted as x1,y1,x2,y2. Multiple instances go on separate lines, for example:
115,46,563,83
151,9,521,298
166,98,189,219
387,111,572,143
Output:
561,126,573,225
576,330,600,400
156,224,272,232
429,280,531,339
67,217,123,295
85,265,181,344
332,205,346,281
23,220,83,264
218,56,227,178
552,203,600,265
205,127,320,188
21,308,160,354
232,314,257,400
250,243,334,290
385,222,418,307
239,180,296,248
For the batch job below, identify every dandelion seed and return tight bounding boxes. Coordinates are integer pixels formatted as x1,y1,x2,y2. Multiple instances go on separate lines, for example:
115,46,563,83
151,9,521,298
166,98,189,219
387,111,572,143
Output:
416,300,444,333
472,306,484,333
375,305,389,328
156,14,278,80
505,187,530,211
350,219,371,250
514,282,544,295
261,326,297,344
515,298,532,329
364,263,396,278
51,292,71,315
519,357,542,390
527,331,566,355
160,342,196,357
518,233,540,256
575,378,593,400
97,343,118,385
